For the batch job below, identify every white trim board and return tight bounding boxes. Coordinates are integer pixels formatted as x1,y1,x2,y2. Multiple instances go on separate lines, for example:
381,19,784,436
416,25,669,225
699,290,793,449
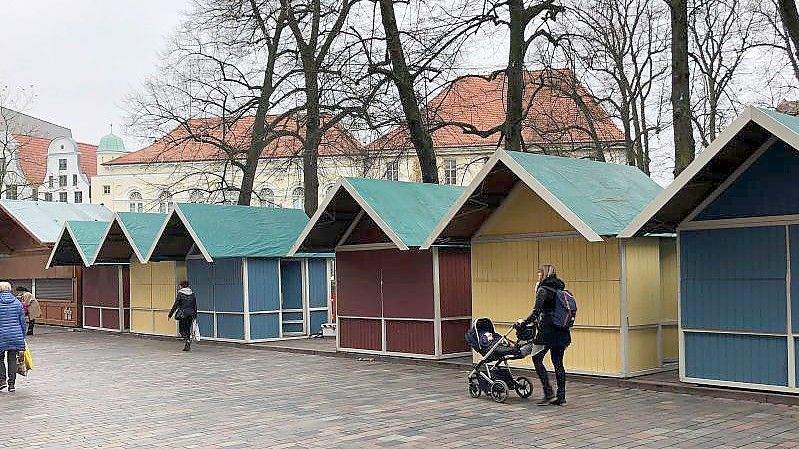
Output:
620,107,799,238
144,205,213,263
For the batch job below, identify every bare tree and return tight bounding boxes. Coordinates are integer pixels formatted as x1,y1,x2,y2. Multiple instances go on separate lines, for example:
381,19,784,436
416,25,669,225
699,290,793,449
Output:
776,0,799,82
667,0,696,176
0,87,46,201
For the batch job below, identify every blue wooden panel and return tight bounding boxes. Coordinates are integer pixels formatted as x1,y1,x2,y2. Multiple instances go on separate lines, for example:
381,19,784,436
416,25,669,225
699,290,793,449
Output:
216,313,245,340
188,259,214,311
790,226,799,333
213,258,244,313
697,142,799,220
280,260,303,309
684,332,788,386
196,312,214,337
247,258,280,312
796,338,799,387
283,323,304,334
310,310,328,334
308,259,329,308
680,227,787,332
250,313,280,339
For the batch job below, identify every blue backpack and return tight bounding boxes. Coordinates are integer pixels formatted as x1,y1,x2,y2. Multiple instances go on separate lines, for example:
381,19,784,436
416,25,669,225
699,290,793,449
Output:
541,286,577,329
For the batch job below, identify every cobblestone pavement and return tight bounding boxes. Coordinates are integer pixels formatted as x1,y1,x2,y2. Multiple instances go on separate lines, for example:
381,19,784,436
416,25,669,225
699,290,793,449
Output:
1,330,798,449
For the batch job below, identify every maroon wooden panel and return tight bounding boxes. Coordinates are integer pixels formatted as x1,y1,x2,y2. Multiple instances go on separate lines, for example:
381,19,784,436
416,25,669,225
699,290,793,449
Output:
336,251,381,317
441,319,471,354
124,309,130,330
438,249,472,318
83,307,100,328
386,320,434,355
101,308,121,331
381,250,434,319
339,318,381,351
122,266,130,308
82,266,120,307
345,215,391,245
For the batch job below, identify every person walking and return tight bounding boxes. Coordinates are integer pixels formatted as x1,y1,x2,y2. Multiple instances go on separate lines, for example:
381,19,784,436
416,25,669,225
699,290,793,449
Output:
516,264,570,406
168,281,197,352
16,287,41,336
0,282,26,392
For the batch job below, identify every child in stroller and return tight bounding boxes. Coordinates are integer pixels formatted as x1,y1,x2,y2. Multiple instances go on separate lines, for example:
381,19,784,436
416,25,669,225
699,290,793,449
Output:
465,317,539,403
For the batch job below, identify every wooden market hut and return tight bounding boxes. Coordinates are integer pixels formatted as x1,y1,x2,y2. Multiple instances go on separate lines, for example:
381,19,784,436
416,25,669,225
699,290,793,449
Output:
619,107,799,393
290,178,472,359
146,203,332,342
0,201,112,327
422,150,677,377
47,219,130,331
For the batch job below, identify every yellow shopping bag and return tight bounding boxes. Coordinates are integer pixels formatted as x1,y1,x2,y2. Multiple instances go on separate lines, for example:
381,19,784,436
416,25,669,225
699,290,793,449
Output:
23,345,33,370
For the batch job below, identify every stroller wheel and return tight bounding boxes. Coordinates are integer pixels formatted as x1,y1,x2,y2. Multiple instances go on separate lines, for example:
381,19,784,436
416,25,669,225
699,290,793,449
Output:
468,376,481,398
515,376,533,399
490,380,509,403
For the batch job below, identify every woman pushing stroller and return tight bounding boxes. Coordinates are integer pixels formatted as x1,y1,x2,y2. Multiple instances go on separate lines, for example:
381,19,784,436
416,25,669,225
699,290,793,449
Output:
515,264,571,406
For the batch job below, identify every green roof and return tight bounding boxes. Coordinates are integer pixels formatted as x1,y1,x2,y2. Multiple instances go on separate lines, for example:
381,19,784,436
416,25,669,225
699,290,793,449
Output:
345,178,465,248
504,151,662,236
762,108,799,134
65,220,111,264
0,201,113,244
174,203,312,259
98,132,126,153
116,212,167,259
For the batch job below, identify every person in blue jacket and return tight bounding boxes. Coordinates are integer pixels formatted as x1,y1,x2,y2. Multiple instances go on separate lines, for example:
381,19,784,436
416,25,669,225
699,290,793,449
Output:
0,281,26,392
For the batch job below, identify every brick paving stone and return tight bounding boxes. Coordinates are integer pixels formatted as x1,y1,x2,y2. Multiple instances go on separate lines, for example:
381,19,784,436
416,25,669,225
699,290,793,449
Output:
0,331,798,448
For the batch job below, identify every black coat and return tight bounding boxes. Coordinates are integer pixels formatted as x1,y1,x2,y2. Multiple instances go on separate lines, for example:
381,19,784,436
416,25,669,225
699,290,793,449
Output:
522,275,571,348
168,288,197,320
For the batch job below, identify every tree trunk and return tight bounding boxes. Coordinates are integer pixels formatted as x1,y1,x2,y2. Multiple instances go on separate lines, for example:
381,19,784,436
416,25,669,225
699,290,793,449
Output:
669,0,696,177
378,0,439,183
239,72,275,205
778,0,799,80
505,0,526,152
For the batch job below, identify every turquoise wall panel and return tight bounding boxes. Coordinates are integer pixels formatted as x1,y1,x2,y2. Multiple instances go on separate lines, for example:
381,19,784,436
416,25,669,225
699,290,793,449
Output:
283,311,303,321
196,312,214,337
684,332,788,386
250,313,280,339
247,258,280,312
310,310,327,334
283,322,303,334
281,260,303,309
681,227,787,333
188,259,214,311
213,258,244,313
697,142,799,220
308,259,329,308
216,313,245,340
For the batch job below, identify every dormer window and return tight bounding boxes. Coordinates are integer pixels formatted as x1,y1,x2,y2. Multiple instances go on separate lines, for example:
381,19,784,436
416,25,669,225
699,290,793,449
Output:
59,159,67,171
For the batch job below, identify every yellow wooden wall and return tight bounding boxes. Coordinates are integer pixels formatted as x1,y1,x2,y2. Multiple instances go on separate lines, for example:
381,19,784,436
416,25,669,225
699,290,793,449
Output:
478,184,574,236
659,238,679,361
129,260,185,336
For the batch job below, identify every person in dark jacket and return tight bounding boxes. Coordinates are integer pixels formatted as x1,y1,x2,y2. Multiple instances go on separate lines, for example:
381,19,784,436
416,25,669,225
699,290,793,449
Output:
0,281,26,392
168,281,197,352
516,264,570,406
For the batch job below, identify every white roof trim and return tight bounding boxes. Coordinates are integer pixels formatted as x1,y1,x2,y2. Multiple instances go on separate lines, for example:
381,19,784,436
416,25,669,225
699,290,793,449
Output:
288,179,346,256
45,222,93,269
420,150,603,249
0,203,45,245
618,107,799,238
144,205,213,263
88,219,118,265
45,223,69,269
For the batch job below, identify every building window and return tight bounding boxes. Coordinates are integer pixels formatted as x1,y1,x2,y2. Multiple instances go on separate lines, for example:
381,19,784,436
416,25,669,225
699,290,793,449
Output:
292,187,304,210
158,190,173,213
48,176,54,188
323,184,336,199
44,193,53,202
385,161,399,181
59,159,67,170
32,188,38,200
59,192,67,203
188,189,204,203
5,185,17,200
443,159,458,185
72,174,78,186
59,175,67,187
129,191,144,213
259,188,275,208
103,185,111,195
74,191,83,203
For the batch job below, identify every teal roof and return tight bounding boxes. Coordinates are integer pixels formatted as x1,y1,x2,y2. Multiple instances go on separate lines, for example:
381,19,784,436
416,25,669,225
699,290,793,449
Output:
98,132,126,153
762,108,799,133
504,151,662,236
0,201,113,244
345,178,465,247
174,203,313,259
65,220,111,264
116,212,167,258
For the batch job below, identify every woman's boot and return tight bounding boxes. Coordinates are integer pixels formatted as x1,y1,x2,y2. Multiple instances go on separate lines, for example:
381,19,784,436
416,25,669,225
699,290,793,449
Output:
183,340,191,352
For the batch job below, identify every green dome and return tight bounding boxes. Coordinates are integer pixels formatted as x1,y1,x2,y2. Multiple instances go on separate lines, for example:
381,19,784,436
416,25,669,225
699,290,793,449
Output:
98,132,126,153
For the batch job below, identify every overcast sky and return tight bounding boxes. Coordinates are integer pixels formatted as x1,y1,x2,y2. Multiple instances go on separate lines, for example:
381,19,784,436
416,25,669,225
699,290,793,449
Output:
0,0,190,149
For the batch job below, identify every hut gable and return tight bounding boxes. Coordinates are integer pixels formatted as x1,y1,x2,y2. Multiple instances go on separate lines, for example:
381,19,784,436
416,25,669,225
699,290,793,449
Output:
47,220,111,268
476,183,575,237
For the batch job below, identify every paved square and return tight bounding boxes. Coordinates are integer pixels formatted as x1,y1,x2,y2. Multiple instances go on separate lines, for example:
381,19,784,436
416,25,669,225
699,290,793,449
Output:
1,329,798,448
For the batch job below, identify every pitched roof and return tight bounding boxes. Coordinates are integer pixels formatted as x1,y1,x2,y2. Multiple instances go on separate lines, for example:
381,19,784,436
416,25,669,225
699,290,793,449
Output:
619,107,799,237
370,70,624,151
115,212,167,262
0,200,112,244
105,114,364,166
47,220,111,267
13,135,98,184
148,203,314,261
291,178,465,253
422,150,661,247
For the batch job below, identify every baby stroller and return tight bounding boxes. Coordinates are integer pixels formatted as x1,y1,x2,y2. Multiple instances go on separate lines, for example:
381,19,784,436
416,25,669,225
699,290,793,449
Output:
465,317,537,403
